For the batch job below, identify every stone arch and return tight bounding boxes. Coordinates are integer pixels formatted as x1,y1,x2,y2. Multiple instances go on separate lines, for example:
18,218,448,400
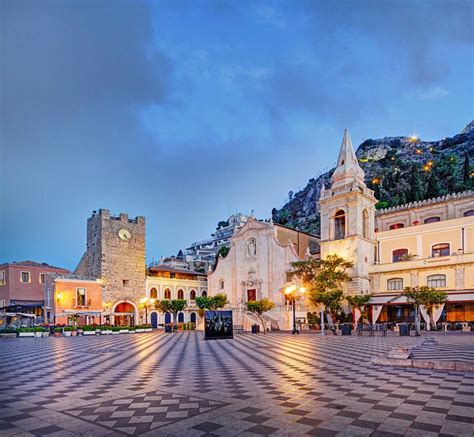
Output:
112,300,139,327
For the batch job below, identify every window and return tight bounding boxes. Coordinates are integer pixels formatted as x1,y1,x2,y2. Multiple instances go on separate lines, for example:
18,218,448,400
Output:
219,279,224,289
190,290,196,300
202,290,207,297
387,278,403,291
424,216,441,224
164,288,171,299
432,243,450,257
427,274,446,288
150,287,157,299
21,271,30,283
0,271,5,286
464,210,474,217
39,273,45,284
76,288,86,306
122,279,129,286
392,249,408,262
170,273,176,279
334,210,346,240
177,289,184,299
389,223,404,230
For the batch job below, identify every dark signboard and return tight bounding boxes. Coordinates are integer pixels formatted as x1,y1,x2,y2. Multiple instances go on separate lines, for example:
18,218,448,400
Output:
204,310,233,340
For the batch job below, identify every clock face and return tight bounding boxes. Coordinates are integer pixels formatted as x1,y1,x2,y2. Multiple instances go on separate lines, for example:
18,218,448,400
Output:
118,229,131,241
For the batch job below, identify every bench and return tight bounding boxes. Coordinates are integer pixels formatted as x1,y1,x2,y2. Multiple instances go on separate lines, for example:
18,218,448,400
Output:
356,323,387,336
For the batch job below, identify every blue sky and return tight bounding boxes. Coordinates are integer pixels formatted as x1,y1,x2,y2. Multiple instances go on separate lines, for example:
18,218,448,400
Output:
1,0,473,270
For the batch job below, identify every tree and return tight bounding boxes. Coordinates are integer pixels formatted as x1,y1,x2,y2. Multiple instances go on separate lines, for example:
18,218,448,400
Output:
155,299,187,329
289,255,353,335
426,170,441,199
346,294,371,323
246,298,275,334
217,245,230,259
409,164,424,202
195,293,228,317
418,288,448,330
462,153,472,190
402,286,427,336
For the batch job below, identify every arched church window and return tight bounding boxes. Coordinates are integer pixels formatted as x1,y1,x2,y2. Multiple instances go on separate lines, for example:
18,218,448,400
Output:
177,289,184,299
334,210,346,240
164,288,171,299
150,287,157,299
362,209,369,238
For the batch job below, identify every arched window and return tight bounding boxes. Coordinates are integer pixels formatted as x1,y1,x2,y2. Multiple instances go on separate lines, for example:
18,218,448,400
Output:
334,210,346,240
392,248,408,262
424,216,441,224
387,278,403,291
362,209,369,239
219,279,224,289
190,312,197,323
464,210,474,217
150,287,157,299
177,289,184,299
389,223,404,230
190,290,196,300
432,243,450,257
201,290,207,297
178,312,184,323
427,274,446,288
164,288,171,299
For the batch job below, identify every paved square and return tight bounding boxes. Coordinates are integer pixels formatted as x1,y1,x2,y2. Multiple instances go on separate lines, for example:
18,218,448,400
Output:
1,332,473,436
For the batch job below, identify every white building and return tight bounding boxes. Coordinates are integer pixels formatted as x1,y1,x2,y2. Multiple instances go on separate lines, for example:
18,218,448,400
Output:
208,218,319,330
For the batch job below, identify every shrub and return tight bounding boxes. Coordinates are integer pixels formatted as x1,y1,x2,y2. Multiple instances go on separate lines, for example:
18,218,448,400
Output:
82,325,96,331
63,326,74,331
54,327,63,333
111,326,120,332
34,327,46,332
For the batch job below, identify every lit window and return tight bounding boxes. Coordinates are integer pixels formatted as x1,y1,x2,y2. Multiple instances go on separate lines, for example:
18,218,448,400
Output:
0,271,5,286
334,210,346,240
387,278,403,291
424,216,441,224
76,288,86,306
389,223,404,230
432,243,450,257
190,290,196,300
178,289,184,299
392,249,408,262
164,288,171,299
39,273,45,284
21,271,30,283
464,210,474,217
427,274,446,288
150,287,158,299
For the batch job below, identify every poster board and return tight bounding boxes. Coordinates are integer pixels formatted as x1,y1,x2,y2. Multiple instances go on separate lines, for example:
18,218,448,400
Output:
204,310,233,340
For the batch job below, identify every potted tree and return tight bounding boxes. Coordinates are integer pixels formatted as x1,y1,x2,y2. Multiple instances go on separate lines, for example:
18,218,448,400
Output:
63,326,74,337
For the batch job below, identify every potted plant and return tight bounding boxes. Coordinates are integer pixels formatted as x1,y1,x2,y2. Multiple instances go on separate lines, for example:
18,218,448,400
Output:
111,326,120,335
43,327,50,337
135,325,144,333
71,326,78,336
82,325,96,336
63,326,74,337
33,327,44,338
53,327,63,337
100,325,111,335
144,324,152,332
119,326,129,334
17,327,35,338
77,325,84,335
129,326,136,334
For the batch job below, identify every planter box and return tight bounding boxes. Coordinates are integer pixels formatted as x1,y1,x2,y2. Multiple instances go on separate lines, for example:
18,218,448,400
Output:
43,331,50,337
136,329,144,333
18,332,35,337
34,332,43,338
53,332,62,337
129,330,136,334
63,331,72,337
100,330,110,335
119,329,129,334
83,331,96,336
144,328,152,332
111,331,120,335
71,331,77,336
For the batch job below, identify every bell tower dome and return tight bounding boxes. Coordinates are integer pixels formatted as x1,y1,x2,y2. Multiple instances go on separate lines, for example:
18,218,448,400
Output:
318,129,378,295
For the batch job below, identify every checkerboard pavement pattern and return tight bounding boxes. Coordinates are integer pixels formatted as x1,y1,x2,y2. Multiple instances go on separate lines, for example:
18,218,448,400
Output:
0,331,473,436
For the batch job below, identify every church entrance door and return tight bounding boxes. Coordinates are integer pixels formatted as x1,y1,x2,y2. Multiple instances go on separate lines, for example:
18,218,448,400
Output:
247,289,257,302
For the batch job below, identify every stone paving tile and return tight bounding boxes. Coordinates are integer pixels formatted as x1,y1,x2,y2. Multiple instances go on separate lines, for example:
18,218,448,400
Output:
1,331,474,436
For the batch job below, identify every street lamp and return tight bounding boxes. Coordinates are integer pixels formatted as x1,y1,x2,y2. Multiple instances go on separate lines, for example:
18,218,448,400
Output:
140,297,156,324
284,285,306,334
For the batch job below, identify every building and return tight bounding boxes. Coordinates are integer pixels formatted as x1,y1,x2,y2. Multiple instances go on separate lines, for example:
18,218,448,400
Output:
184,213,249,270
0,261,69,322
44,274,103,326
208,217,320,330
318,129,474,325
146,264,207,327
75,209,146,326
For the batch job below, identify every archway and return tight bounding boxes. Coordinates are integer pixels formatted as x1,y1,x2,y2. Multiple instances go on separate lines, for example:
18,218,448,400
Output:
150,312,158,328
178,312,184,323
113,301,137,327
165,312,172,324
190,312,197,323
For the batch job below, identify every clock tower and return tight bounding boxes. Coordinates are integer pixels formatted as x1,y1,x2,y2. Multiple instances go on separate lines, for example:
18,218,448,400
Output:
75,209,146,314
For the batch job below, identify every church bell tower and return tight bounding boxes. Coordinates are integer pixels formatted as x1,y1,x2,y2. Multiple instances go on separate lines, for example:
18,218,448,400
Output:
318,129,377,295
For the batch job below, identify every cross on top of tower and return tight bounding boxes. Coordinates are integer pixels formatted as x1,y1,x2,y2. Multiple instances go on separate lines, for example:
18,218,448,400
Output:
330,129,366,188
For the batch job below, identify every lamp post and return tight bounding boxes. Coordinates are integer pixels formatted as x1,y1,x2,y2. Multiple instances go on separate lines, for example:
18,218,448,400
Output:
284,285,306,334
140,297,156,325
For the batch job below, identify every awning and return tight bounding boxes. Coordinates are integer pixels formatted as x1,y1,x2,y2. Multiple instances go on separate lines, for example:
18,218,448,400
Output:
370,291,474,305
446,292,474,302
54,310,103,316
4,312,36,317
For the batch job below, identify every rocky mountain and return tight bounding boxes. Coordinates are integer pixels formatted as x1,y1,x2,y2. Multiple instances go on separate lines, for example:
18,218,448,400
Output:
272,121,474,236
